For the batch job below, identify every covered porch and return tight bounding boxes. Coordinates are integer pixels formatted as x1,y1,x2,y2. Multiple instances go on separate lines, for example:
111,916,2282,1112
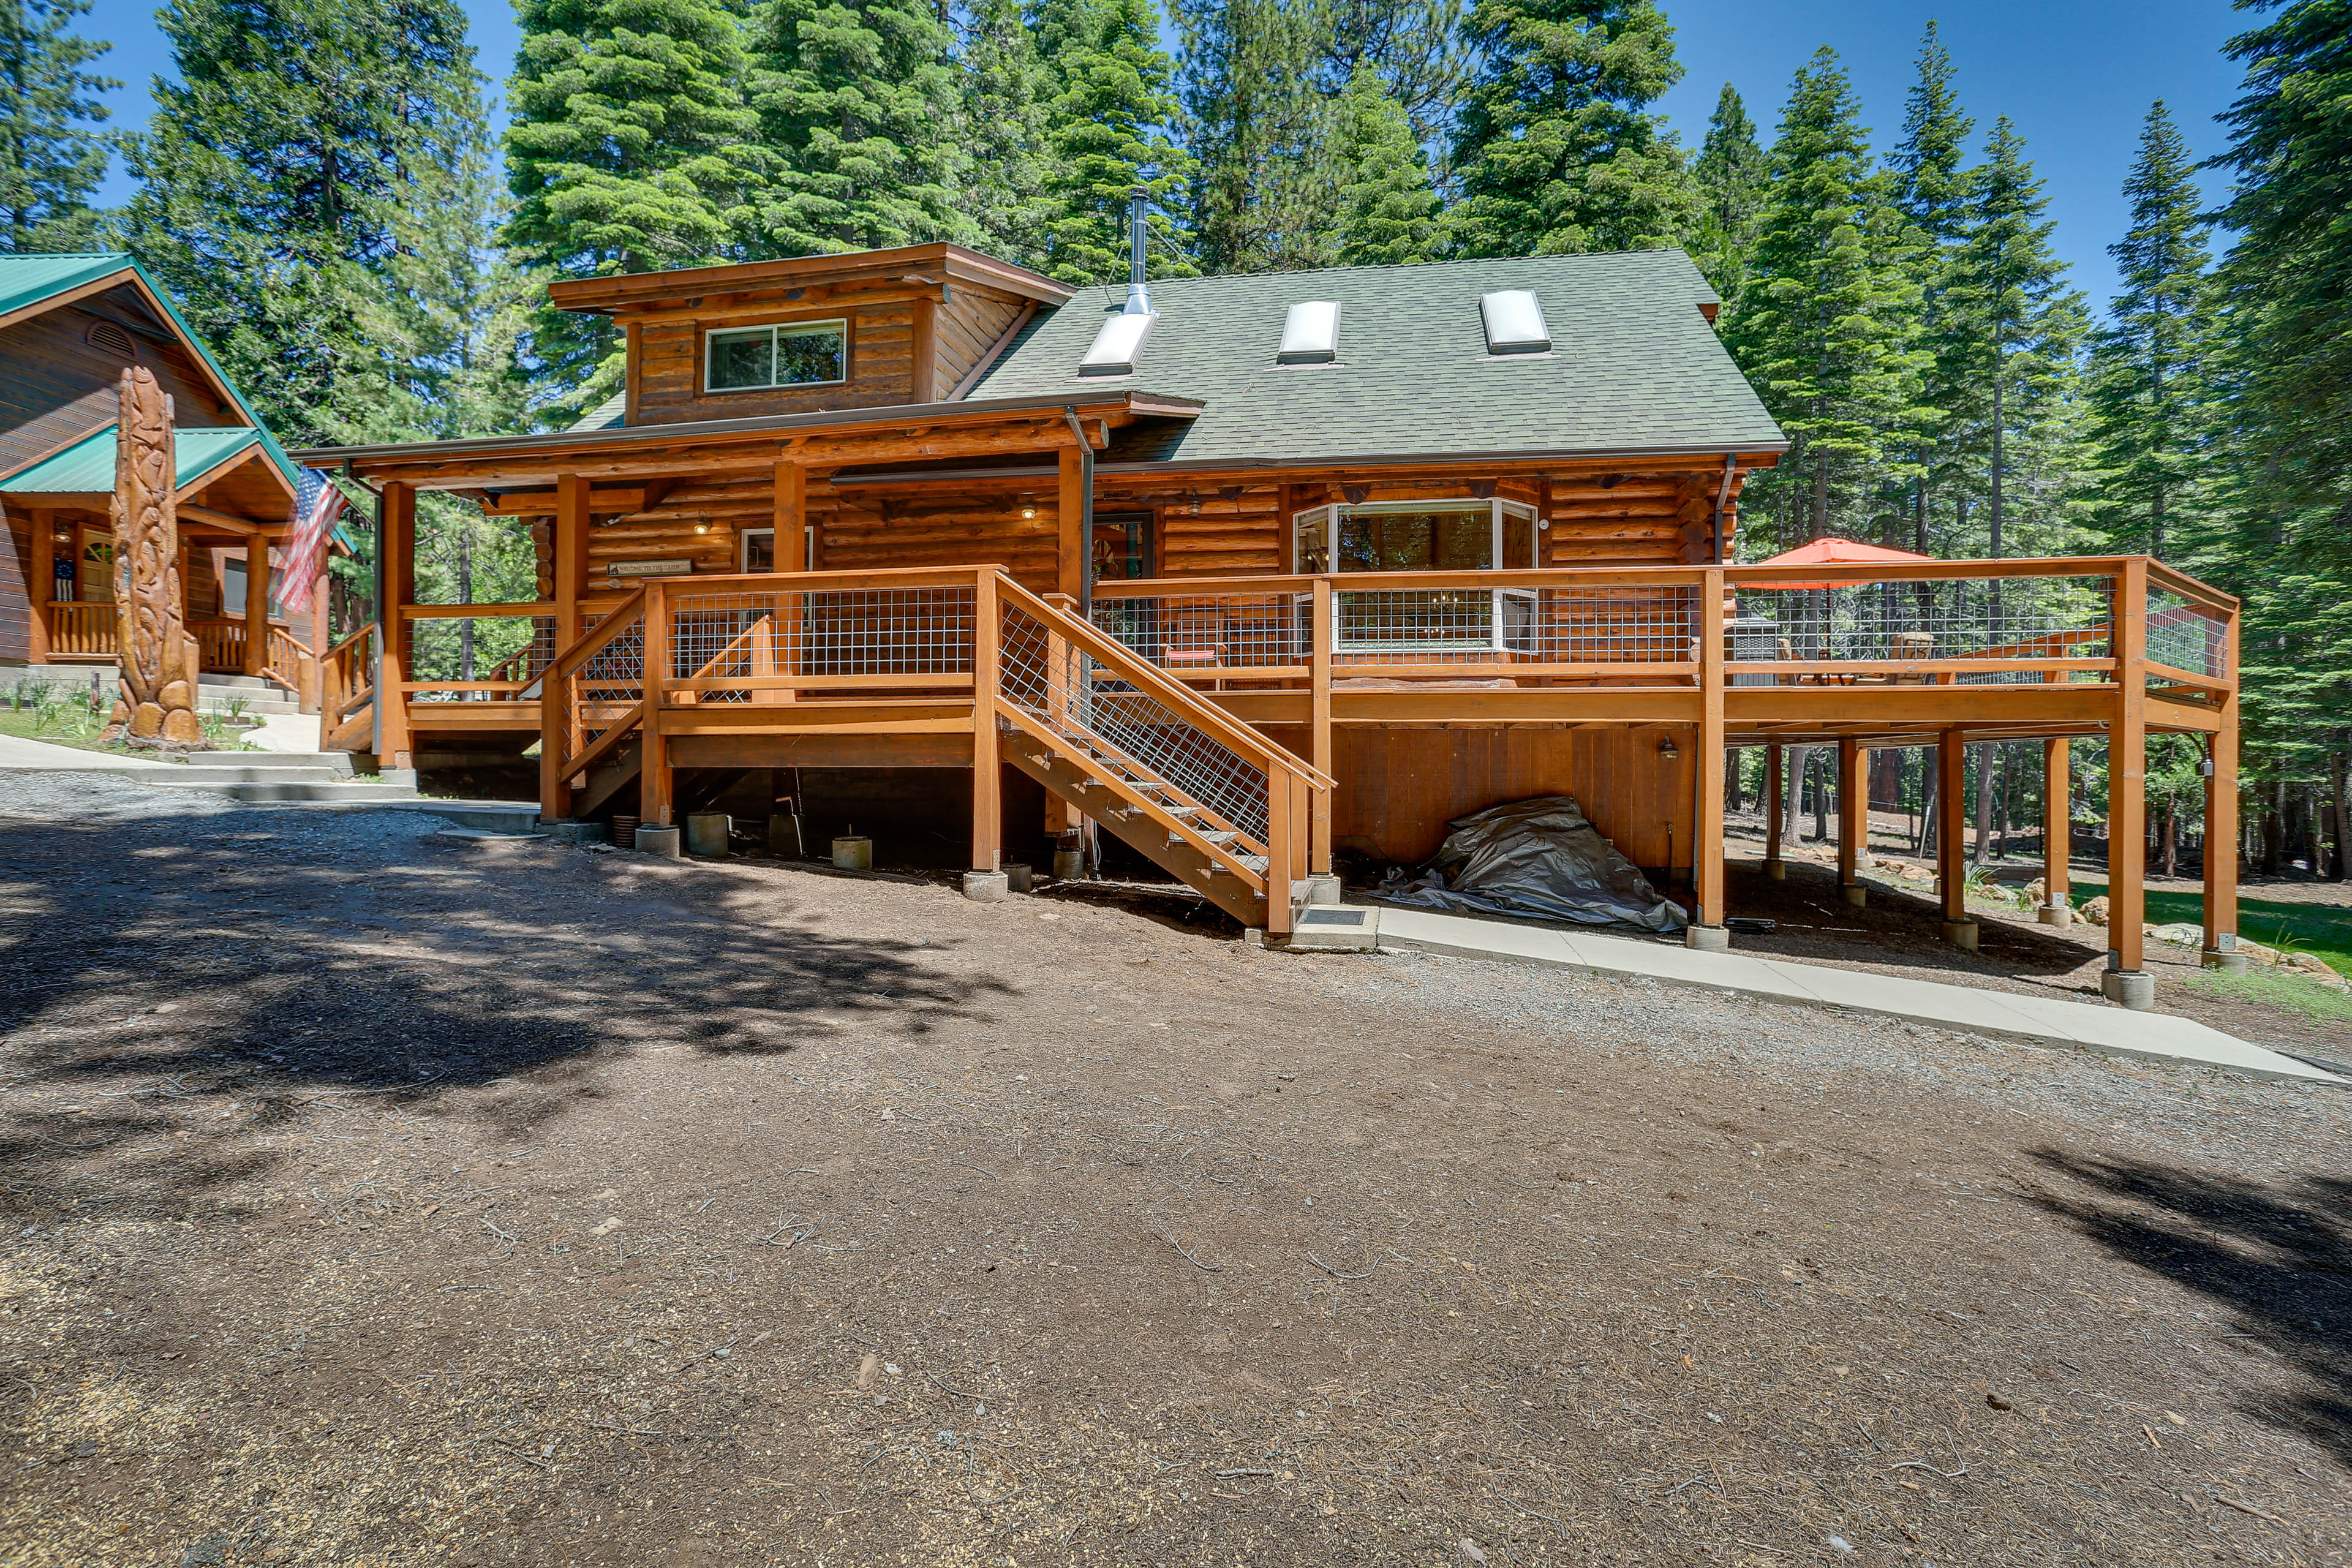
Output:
3,423,326,706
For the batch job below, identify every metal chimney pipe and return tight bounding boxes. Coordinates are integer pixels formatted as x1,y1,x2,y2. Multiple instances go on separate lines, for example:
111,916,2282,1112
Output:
1123,187,1151,315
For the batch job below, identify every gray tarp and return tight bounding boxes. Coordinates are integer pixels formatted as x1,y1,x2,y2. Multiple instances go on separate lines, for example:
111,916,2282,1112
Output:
1376,795,1689,933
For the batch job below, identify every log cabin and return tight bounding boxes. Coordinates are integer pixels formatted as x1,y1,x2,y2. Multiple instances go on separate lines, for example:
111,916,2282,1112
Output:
0,252,337,706
293,239,2242,1005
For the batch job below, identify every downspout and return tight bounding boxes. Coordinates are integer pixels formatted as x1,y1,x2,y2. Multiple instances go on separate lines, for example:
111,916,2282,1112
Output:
1710,452,1735,565
350,458,386,758
1062,407,1095,620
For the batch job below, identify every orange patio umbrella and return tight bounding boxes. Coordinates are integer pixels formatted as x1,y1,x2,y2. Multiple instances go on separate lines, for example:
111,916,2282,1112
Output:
1741,535,1932,590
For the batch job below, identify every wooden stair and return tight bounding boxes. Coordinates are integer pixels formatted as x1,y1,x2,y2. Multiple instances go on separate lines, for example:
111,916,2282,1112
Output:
997,706,1272,927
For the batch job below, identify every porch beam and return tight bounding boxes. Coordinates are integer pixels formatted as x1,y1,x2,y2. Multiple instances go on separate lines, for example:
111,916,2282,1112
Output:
28,508,52,663
243,538,270,675
2202,609,2241,966
1937,729,1967,938
379,480,416,771
556,475,588,643
1837,736,1865,902
2107,560,2149,989
1692,565,1727,933
2043,738,2071,925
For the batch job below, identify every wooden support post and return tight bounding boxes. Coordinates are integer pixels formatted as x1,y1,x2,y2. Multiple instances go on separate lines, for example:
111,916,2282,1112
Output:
2108,559,2149,982
641,578,673,827
555,473,588,644
775,460,809,571
971,570,1001,872
1937,729,1967,932
1692,566,1727,933
379,480,415,771
242,539,270,675
1310,576,1333,875
912,295,940,402
2042,737,2071,922
2202,609,2241,963
27,507,51,663
1265,764,1295,937
1278,483,1298,575
1763,743,1784,876
1057,444,1085,600
1838,736,1865,901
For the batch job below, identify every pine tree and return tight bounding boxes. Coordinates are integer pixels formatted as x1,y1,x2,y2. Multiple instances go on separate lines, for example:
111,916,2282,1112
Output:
123,0,481,445
956,0,1054,269
1725,47,1927,548
747,0,978,257
2084,101,2213,559
0,0,115,251
1174,0,1338,273
1326,0,1464,156
1887,20,1974,556
1446,0,1696,258
1033,0,1195,285
1945,116,2082,562
2211,0,2352,530
1688,82,1765,301
1331,64,1441,266
503,0,763,403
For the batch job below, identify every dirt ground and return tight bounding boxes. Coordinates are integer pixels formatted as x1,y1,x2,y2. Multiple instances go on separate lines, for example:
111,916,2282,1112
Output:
2,776,2348,1567
1711,813,2352,1063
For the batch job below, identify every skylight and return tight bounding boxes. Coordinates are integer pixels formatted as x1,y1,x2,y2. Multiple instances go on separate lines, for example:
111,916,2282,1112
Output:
1079,312,1155,375
1480,290,1551,356
1277,301,1341,364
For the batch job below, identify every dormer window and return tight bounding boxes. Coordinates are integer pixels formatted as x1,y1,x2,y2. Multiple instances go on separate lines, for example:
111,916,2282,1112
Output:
705,320,848,391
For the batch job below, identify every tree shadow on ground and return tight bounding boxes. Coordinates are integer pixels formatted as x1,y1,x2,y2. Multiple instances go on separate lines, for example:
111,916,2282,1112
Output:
2024,1148,2352,1467
0,801,1014,1221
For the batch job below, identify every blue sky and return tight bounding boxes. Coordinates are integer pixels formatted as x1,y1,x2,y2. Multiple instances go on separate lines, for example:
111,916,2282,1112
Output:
81,0,2248,311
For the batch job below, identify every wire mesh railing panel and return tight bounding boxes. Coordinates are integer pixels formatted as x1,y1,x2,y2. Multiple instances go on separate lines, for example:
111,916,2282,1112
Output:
560,610,644,766
1000,597,1272,849
1731,576,2115,683
1520,585,1698,663
409,615,557,699
1333,589,1506,656
666,586,976,700
1090,592,1306,670
2145,590,2228,679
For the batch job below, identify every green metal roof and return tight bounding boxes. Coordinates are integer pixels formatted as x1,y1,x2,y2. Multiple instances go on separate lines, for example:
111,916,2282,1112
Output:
0,252,301,492
0,424,263,494
0,252,139,320
967,249,1787,467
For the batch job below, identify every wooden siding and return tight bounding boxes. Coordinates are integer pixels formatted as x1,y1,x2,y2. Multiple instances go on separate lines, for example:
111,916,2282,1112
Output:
630,303,921,426
0,292,236,476
1330,723,1694,873
0,502,31,663
935,288,1027,400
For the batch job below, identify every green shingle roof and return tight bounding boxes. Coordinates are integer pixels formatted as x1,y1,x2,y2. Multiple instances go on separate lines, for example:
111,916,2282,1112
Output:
0,424,263,494
967,249,1786,467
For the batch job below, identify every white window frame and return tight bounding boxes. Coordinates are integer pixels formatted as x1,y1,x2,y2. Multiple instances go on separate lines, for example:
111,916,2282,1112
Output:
1291,497,1544,653
703,318,850,393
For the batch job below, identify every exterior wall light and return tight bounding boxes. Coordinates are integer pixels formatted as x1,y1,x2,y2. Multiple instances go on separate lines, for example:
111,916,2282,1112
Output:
1658,734,1681,760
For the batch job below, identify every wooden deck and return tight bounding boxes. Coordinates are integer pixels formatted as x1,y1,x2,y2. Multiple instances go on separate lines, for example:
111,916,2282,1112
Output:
338,553,2239,965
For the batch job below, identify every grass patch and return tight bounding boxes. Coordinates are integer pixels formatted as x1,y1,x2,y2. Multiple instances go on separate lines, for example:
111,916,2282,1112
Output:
2067,876,2352,976
2179,966,2352,1025
0,690,257,755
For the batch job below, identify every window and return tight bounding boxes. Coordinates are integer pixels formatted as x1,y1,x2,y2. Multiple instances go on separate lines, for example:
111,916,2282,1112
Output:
1292,497,1544,653
704,320,848,392
1292,499,1540,575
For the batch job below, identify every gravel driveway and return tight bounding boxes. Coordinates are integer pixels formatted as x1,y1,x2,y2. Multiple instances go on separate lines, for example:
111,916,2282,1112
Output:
1,774,2345,1566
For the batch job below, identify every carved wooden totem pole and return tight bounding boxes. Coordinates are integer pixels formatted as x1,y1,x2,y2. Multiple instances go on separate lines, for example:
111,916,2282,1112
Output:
110,366,202,743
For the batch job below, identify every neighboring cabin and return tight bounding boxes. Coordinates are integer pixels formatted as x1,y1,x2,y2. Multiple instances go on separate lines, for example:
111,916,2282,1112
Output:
0,253,326,698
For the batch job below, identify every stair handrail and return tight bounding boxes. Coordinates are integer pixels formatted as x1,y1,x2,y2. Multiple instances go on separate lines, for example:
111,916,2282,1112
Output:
994,573,1336,794
320,624,375,725
540,588,649,815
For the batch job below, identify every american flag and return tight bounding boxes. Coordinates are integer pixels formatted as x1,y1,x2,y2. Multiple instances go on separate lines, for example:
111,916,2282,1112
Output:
279,466,347,609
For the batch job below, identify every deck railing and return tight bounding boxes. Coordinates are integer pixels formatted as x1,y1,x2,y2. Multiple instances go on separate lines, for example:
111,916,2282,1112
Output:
43,601,114,657
1087,557,2235,695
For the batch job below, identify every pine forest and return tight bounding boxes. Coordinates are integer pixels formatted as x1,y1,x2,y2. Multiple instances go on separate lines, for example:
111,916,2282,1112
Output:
6,0,2352,880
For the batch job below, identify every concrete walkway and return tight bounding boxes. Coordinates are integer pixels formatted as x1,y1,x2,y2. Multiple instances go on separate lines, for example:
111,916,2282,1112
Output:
0,733,173,769
1372,906,2349,1087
